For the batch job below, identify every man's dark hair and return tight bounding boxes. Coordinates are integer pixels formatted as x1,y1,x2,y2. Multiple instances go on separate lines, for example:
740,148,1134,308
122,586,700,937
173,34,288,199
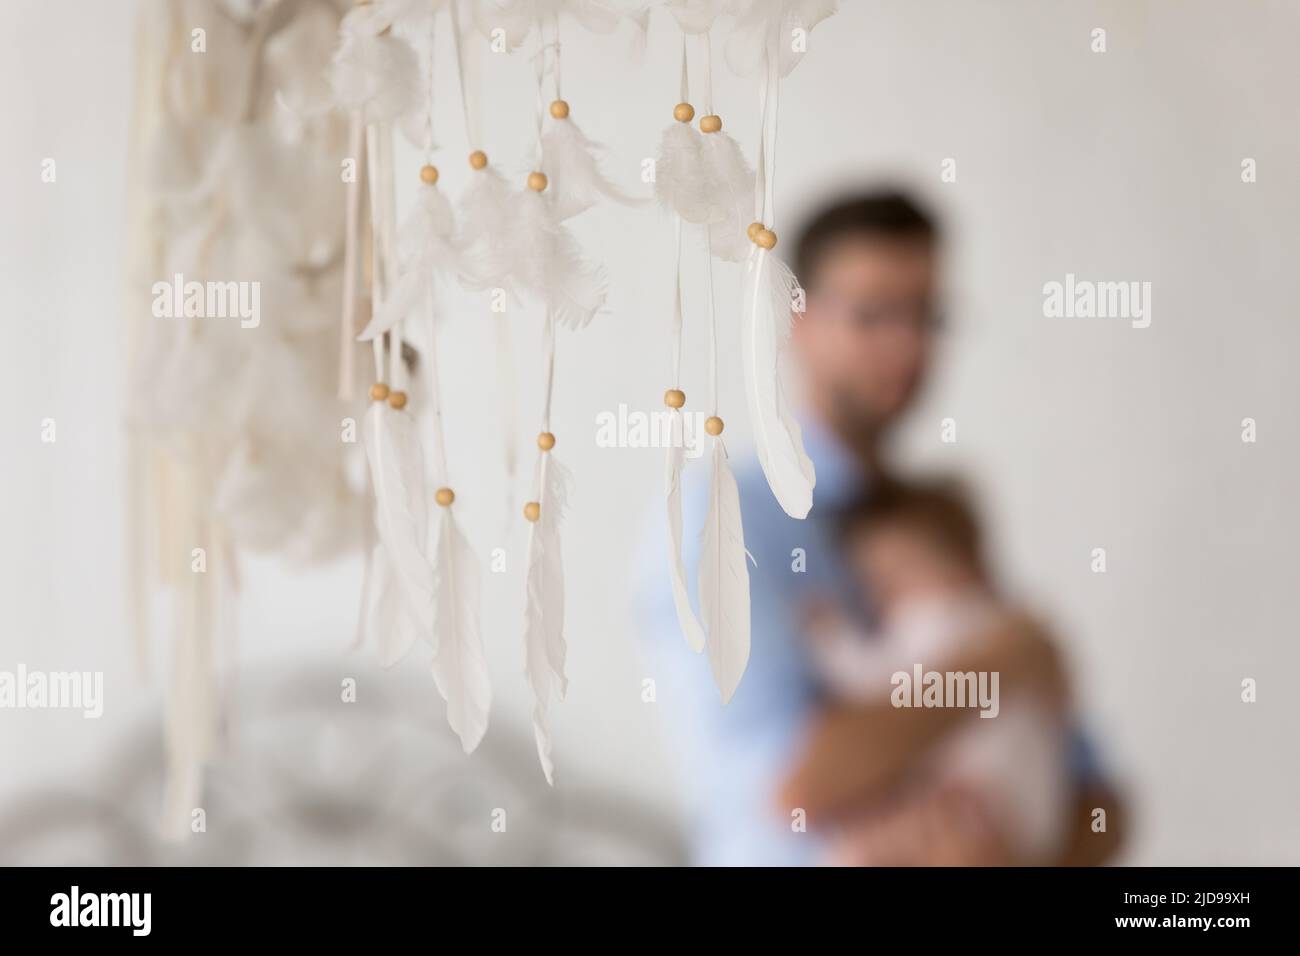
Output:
793,190,939,286
838,477,982,571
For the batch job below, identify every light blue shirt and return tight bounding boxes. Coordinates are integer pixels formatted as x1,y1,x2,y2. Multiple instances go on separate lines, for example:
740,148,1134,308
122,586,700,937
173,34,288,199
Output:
639,418,1105,866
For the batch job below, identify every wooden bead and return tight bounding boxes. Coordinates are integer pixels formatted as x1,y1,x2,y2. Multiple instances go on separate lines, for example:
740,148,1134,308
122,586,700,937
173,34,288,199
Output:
523,501,541,522
419,164,438,184
664,388,686,409
369,382,390,402
673,102,695,123
468,150,488,170
704,415,725,436
549,99,570,119
435,487,455,507
699,114,722,133
753,228,777,250
537,431,556,451
747,221,765,242
527,171,548,192
387,390,408,410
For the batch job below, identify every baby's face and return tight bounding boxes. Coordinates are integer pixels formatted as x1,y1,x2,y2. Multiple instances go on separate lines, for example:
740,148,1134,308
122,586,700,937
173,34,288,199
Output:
852,524,976,622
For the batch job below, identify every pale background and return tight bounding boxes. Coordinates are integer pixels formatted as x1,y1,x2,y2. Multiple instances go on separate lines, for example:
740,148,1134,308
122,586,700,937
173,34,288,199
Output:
2,0,1298,864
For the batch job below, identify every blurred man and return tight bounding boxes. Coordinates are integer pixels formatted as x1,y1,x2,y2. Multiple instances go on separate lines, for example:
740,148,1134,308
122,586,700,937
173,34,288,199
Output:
643,191,1122,866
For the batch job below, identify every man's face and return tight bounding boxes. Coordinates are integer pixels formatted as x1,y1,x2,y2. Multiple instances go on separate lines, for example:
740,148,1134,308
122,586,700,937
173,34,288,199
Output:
794,235,938,432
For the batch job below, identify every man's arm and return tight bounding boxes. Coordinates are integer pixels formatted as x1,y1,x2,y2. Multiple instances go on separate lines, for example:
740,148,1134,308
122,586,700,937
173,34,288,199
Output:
778,609,1067,819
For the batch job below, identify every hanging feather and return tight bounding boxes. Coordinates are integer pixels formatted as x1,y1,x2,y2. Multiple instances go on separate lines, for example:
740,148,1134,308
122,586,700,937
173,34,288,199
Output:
699,439,751,702
511,189,607,328
653,118,714,223
358,179,461,340
697,126,756,262
724,0,839,79
523,452,572,783
665,410,706,652
429,506,492,753
329,3,423,124
473,0,626,50
741,247,816,519
362,400,436,627
456,162,521,292
364,544,427,667
541,110,642,221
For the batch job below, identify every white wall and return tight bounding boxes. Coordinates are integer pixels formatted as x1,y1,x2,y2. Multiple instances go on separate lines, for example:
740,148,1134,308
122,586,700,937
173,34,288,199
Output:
2,0,1297,864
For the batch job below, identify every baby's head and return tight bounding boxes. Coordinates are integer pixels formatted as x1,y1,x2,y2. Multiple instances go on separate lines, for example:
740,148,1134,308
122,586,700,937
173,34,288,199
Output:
840,479,986,623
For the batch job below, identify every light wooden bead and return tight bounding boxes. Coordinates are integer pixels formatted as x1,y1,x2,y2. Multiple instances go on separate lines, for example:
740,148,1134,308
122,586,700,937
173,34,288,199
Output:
537,431,556,451
673,102,695,123
419,164,438,184
523,501,541,522
435,487,455,507
468,150,488,170
387,390,408,410
747,221,765,242
369,382,390,402
527,171,548,192
664,388,686,409
754,228,777,250
699,114,722,133
549,99,570,119
704,415,725,436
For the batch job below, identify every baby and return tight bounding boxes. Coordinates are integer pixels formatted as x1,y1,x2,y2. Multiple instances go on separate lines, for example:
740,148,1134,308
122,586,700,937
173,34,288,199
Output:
808,479,1071,865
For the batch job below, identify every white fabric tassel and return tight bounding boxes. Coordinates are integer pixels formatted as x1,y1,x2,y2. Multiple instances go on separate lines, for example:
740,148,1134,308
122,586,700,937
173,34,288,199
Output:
523,452,571,784
429,506,492,753
699,439,751,703
741,247,816,518
542,114,642,221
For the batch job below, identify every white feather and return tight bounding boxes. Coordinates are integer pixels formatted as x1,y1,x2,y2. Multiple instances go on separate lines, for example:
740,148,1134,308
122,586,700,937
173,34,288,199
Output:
741,248,816,518
724,0,839,78
699,440,751,703
511,191,607,329
698,130,756,262
429,507,492,753
358,182,460,340
652,121,711,223
365,545,426,667
473,0,626,49
330,6,423,123
457,163,520,292
665,412,705,652
523,454,572,784
541,115,643,221
362,402,436,627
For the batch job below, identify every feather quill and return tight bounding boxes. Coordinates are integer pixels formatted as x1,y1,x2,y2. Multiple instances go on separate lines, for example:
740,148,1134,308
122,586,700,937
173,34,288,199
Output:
699,440,751,702
429,506,492,753
523,453,572,783
741,247,816,518
665,410,706,652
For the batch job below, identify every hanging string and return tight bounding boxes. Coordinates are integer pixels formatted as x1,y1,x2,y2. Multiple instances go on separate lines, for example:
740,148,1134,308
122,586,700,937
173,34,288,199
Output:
678,33,689,103
364,125,386,382
338,111,365,399
756,39,780,228
670,216,685,387
426,293,450,484
448,0,479,148
540,310,557,432
706,225,719,416
700,29,714,117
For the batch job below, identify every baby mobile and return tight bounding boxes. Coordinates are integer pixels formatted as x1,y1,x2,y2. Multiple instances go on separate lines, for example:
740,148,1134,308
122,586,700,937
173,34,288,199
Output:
325,0,837,782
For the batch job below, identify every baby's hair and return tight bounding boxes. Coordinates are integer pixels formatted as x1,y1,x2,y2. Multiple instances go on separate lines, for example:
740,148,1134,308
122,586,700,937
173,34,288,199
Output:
838,477,984,571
